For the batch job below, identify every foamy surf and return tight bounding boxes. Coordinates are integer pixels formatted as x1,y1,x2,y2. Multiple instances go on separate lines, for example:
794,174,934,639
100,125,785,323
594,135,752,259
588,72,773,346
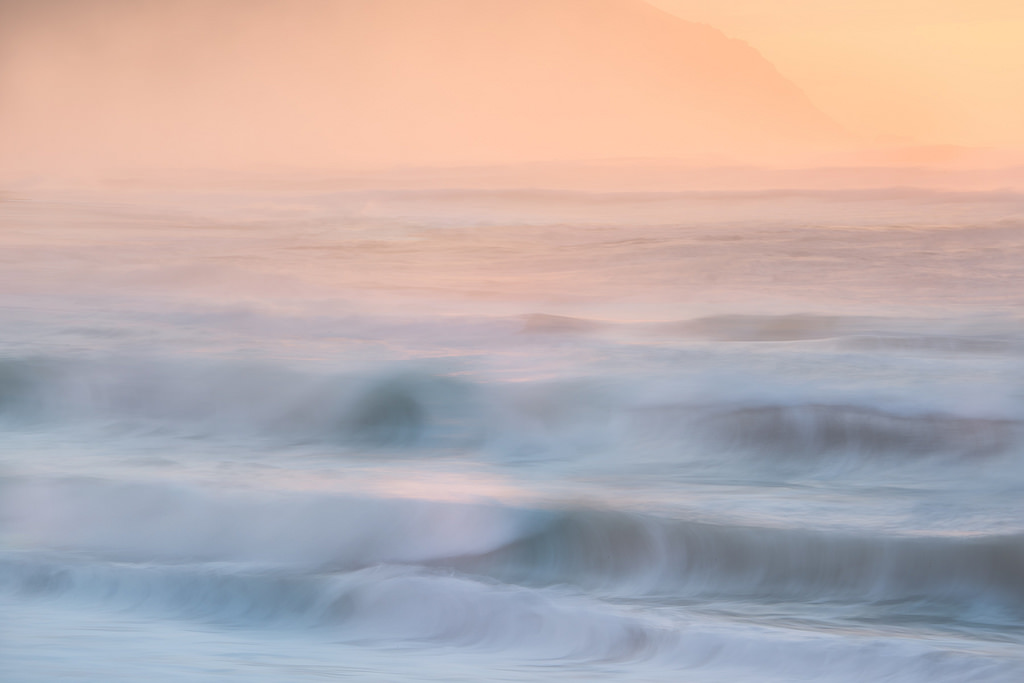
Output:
1,186,1022,681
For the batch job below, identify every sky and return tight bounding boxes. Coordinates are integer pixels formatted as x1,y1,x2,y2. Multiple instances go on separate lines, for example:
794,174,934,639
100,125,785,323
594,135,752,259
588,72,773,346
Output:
647,0,1024,151
1,0,1021,180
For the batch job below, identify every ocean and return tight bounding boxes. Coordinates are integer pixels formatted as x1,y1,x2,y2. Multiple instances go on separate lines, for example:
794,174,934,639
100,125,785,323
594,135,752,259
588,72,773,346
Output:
1,181,1022,681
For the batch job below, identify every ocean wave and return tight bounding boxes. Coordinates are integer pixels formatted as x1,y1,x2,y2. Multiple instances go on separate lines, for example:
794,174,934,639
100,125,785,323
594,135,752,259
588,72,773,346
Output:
2,551,1020,682
0,358,491,448
687,404,1017,461
3,478,1023,620
0,556,670,661
0,478,534,567
650,314,1024,349
0,354,1020,481
459,508,1024,618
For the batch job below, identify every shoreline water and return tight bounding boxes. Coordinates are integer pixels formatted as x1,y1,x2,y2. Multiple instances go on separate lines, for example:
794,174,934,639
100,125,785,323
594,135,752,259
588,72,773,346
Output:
1,185,1022,681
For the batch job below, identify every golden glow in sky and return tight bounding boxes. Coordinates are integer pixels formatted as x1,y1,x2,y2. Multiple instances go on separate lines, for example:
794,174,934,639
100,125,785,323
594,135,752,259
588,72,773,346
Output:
647,0,1024,149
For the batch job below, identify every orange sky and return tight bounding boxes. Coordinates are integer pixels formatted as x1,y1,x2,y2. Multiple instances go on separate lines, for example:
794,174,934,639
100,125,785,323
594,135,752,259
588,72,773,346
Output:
1,0,1022,179
647,0,1024,150
0,0,845,176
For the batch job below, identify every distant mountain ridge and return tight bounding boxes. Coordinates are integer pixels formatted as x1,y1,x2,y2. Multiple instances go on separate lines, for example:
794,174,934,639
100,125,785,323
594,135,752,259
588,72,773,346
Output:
0,0,849,172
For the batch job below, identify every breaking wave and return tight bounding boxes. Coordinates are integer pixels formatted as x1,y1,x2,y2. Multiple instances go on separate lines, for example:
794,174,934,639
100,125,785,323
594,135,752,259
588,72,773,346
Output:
6,552,1019,682
3,478,1022,621
0,355,1020,475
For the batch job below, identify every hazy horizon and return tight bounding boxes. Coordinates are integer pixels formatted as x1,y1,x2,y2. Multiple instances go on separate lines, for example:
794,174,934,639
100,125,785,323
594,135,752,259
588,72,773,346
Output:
3,0,1021,186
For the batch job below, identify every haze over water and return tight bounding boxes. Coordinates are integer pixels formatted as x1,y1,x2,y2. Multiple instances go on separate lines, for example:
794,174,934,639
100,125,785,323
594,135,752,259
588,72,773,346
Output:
1,1,1023,681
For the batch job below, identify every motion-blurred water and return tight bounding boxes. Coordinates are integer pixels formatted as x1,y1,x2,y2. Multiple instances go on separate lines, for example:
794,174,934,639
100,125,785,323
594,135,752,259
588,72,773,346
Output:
1,184,1023,681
